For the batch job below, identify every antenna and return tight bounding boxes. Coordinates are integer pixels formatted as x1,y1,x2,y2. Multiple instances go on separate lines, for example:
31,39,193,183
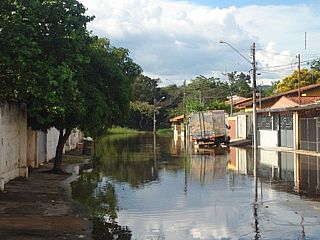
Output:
305,31,307,50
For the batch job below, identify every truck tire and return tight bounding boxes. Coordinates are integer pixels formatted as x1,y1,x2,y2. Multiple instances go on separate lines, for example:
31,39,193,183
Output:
225,136,230,146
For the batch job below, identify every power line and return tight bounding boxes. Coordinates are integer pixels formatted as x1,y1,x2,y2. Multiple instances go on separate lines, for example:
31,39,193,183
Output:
258,57,320,71
256,49,295,58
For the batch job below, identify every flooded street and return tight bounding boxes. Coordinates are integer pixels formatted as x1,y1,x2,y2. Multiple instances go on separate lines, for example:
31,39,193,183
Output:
72,134,320,239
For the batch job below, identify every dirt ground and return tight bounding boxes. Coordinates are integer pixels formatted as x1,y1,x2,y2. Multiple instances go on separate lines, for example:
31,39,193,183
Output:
0,153,92,240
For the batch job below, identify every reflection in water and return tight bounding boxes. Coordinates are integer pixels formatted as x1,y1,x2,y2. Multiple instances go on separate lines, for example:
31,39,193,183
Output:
72,134,320,239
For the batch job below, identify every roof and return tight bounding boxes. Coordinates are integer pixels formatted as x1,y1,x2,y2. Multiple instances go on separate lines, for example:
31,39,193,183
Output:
288,96,320,105
258,102,320,113
270,96,320,109
236,83,320,108
170,114,184,122
225,96,251,105
258,95,320,113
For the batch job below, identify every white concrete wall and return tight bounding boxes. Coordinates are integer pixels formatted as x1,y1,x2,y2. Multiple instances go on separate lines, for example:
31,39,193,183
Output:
47,127,60,161
28,128,85,168
0,102,28,188
27,128,37,168
236,115,247,139
0,102,84,190
64,129,83,152
259,130,278,147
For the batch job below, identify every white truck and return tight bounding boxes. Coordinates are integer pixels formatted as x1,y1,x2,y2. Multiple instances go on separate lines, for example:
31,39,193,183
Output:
188,110,230,147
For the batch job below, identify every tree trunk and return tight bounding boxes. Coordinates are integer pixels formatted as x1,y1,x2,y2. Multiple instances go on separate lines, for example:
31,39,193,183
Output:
52,128,72,174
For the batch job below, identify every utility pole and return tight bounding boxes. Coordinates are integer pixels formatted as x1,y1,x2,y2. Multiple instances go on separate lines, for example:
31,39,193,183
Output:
183,80,186,114
252,42,258,181
153,98,156,134
229,73,233,117
297,54,301,105
252,42,257,150
153,97,165,134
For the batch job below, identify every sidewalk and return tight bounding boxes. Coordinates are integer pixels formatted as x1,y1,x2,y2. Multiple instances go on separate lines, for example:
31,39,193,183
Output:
0,156,92,240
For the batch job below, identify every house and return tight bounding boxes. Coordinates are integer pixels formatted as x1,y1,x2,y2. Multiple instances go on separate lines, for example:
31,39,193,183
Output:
257,96,320,152
170,114,185,139
235,83,320,111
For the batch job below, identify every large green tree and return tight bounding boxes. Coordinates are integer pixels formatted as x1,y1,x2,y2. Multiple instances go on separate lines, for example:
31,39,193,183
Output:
227,72,252,98
0,0,141,172
132,75,160,104
276,68,320,93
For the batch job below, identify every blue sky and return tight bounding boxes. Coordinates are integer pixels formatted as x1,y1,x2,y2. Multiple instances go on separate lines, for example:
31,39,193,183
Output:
80,0,320,86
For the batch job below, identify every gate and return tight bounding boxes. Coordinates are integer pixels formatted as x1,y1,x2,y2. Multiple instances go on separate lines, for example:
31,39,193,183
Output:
237,115,247,139
279,114,294,148
299,118,319,152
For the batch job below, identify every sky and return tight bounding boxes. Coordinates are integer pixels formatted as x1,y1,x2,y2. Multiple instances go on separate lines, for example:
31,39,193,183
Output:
78,0,320,86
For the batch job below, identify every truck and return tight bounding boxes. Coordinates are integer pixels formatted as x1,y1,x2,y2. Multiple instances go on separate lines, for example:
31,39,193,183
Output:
188,110,230,147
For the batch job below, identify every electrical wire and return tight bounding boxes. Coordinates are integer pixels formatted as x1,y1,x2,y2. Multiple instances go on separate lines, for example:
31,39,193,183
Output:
258,57,320,71
256,49,295,58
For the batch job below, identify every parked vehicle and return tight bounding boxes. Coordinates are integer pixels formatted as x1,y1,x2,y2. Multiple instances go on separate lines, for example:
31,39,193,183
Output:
188,110,230,147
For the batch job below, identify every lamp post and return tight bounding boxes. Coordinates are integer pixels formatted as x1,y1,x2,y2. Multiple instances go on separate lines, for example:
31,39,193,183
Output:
219,40,258,181
153,96,166,134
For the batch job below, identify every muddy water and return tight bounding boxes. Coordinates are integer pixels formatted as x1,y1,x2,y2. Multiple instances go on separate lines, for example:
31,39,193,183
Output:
72,134,320,239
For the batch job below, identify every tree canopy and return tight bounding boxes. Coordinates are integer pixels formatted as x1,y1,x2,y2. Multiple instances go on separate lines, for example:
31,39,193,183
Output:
0,0,141,172
276,69,320,93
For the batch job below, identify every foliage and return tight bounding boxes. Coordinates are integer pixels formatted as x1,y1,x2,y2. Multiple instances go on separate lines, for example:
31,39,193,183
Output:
276,69,320,93
132,75,160,104
310,59,320,71
262,81,279,97
184,97,206,114
228,72,252,98
128,101,156,130
186,75,229,106
80,37,141,137
207,100,229,111
0,0,141,171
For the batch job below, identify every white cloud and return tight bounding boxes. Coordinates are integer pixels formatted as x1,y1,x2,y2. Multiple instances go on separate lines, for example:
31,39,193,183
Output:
79,0,320,85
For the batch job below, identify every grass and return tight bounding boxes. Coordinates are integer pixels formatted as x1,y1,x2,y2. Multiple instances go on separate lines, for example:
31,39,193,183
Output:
107,126,143,135
156,128,173,136
106,126,172,136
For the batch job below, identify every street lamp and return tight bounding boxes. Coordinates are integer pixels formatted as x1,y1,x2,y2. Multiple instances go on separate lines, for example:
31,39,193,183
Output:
153,96,166,134
218,40,257,151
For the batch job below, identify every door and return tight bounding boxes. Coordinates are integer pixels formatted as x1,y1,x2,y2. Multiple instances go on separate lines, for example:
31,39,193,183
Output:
279,114,294,148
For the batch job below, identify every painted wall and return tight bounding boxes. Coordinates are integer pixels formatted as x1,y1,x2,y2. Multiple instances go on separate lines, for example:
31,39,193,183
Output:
228,117,236,140
259,130,278,147
47,128,60,161
0,102,28,188
237,115,247,139
65,129,83,152
28,128,84,166
27,128,37,168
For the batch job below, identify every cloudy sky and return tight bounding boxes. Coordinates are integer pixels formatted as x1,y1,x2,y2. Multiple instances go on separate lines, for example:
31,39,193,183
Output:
79,0,320,86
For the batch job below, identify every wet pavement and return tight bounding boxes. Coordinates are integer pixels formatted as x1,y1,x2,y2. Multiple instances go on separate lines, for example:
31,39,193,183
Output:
0,153,91,240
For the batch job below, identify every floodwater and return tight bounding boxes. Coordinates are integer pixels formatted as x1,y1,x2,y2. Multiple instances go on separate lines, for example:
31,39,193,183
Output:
72,134,320,240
